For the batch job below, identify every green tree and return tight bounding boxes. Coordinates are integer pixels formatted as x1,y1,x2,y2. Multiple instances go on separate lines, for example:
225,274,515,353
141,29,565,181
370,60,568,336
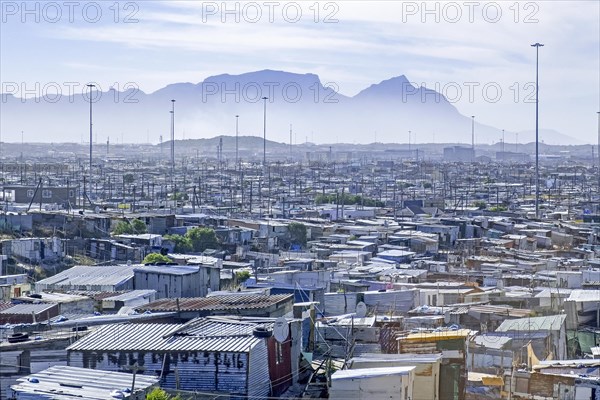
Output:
163,234,193,253
112,219,147,235
146,388,181,400
186,227,218,252
473,200,487,210
143,253,172,264
131,219,147,233
169,192,189,201
288,222,307,246
123,174,135,184
235,270,251,284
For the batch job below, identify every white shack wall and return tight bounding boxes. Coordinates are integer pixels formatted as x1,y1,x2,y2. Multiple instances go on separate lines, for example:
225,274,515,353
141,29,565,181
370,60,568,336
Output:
330,373,413,400
350,360,438,400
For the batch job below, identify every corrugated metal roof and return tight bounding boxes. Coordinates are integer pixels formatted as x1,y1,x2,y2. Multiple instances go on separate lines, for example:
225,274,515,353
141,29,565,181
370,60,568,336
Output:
134,265,202,275
495,314,566,332
68,320,263,353
400,329,473,342
103,290,156,302
0,303,56,315
11,365,158,400
36,265,138,288
171,318,262,337
467,305,533,318
67,323,178,351
138,294,293,312
566,289,600,302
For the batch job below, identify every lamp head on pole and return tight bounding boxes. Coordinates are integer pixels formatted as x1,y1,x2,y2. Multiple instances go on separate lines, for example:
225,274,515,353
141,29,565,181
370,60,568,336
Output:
87,84,95,100
531,43,544,48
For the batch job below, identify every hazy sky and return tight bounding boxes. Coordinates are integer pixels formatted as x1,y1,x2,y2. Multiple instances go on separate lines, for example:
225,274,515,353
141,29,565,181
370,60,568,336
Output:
1,1,599,143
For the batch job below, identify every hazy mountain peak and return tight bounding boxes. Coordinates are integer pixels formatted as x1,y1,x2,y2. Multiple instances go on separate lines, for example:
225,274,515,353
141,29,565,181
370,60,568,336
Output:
203,69,322,86
355,75,415,99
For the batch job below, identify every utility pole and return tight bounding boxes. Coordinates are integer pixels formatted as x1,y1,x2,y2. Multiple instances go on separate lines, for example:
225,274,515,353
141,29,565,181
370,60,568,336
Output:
262,96,268,168
597,111,600,194
170,99,176,208
531,42,544,219
87,84,95,204
170,99,176,174
471,115,475,161
235,115,239,168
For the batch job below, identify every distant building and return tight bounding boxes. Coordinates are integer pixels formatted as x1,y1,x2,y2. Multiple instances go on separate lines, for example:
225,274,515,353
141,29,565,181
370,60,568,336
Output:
1,237,65,263
1,185,76,208
496,151,531,162
444,146,474,161
133,264,220,299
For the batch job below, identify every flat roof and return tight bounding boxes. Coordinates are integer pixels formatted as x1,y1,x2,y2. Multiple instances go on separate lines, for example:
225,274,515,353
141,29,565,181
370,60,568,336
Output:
332,366,416,380
496,314,566,332
11,365,157,399
137,293,293,313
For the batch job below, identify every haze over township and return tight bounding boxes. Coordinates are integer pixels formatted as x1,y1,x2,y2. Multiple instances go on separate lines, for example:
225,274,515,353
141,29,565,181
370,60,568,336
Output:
1,1,599,143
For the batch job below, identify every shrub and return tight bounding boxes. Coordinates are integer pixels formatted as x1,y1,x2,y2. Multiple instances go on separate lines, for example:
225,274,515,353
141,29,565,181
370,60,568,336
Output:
142,253,171,264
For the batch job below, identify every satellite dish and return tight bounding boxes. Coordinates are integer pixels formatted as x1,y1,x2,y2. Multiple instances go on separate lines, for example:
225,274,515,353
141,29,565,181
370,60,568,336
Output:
273,317,289,343
356,302,367,318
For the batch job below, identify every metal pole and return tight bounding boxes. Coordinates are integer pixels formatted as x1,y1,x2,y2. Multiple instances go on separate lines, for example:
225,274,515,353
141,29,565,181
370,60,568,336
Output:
87,84,95,204
171,100,176,174
597,111,600,195
262,97,268,168
531,43,544,219
170,99,176,210
235,115,239,168
471,115,475,161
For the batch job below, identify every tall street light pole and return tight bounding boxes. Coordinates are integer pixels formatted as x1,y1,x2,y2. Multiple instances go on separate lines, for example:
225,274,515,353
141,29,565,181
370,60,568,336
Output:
532,42,544,219
87,84,95,203
262,96,268,168
235,115,240,168
471,115,475,161
170,100,176,174
170,99,176,209
597,111,600,194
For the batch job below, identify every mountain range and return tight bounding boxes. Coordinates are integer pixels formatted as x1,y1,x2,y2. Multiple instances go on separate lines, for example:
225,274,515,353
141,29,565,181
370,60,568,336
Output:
0,70,581,145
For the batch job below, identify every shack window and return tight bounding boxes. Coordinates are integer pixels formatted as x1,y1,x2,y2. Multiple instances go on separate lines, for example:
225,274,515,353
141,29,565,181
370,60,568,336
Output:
27,190,34,198
42,189,52,198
